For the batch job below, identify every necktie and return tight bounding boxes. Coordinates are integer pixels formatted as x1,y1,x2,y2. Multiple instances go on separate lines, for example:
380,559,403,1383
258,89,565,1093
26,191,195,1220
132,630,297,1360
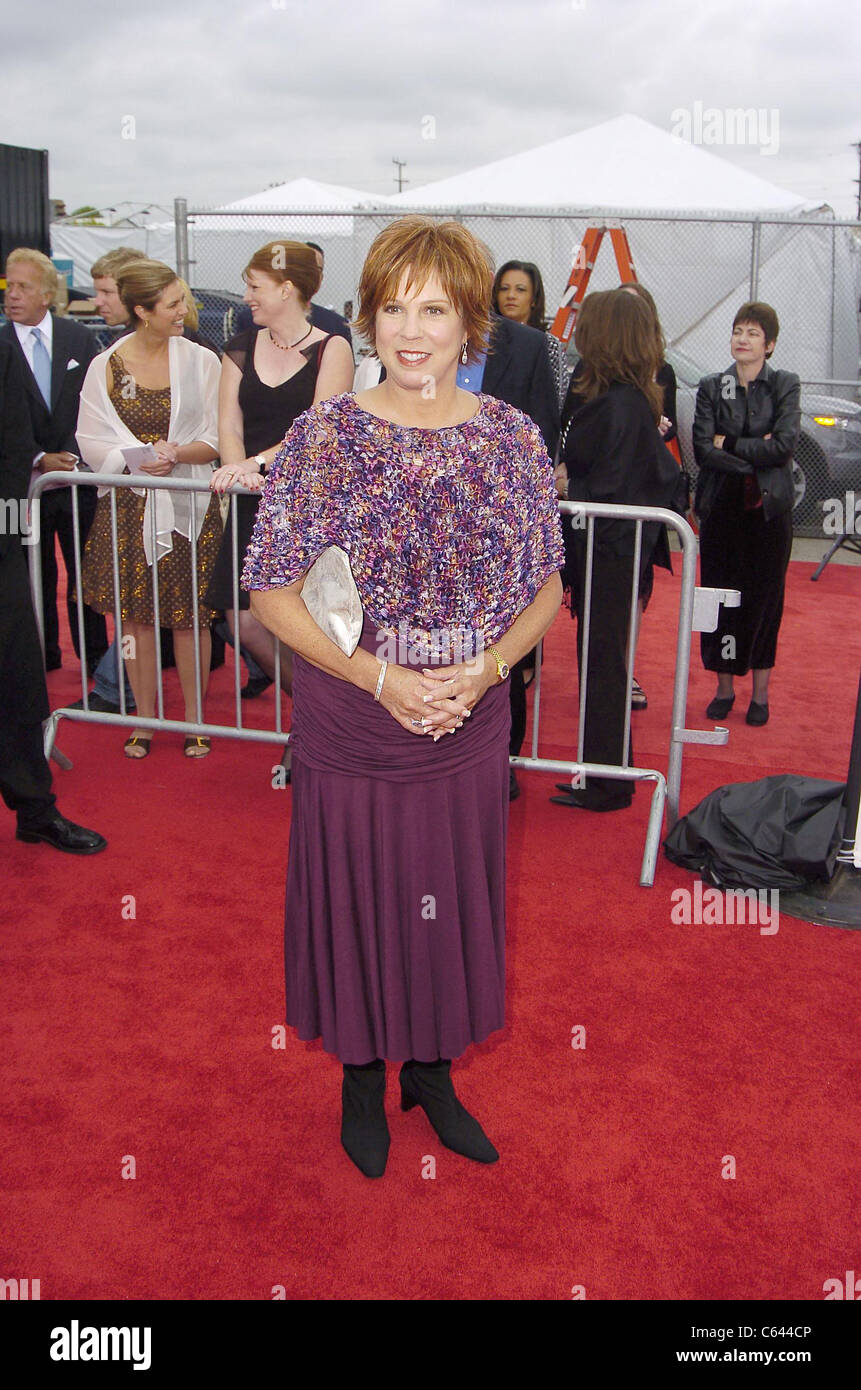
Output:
31,326,52,406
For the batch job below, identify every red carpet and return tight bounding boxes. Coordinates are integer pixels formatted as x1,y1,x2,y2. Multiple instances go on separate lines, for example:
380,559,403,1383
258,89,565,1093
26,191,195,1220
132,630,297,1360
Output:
2,558,859,1300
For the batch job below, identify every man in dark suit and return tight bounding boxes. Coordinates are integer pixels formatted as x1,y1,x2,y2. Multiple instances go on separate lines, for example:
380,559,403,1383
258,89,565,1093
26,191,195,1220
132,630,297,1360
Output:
475,312,561,798
304,243,354,347
0,339,106,853
1,248,106,673
481,310,559,457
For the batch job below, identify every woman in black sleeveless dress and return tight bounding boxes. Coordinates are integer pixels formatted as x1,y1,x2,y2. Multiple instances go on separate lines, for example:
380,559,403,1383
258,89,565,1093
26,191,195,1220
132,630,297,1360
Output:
206,242,354,735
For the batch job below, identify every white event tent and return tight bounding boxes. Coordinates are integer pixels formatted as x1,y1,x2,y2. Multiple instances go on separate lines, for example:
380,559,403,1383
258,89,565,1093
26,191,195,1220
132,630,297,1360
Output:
181,177,377,293
388,114,811,214
379,115,859,386
51,177,376,297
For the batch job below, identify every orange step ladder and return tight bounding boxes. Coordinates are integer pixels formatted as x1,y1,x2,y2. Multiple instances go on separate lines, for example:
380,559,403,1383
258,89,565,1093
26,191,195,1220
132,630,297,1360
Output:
549,225,637,342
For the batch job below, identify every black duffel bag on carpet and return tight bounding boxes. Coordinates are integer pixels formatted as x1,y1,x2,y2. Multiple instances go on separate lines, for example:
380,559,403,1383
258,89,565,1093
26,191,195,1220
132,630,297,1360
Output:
663,774,846,891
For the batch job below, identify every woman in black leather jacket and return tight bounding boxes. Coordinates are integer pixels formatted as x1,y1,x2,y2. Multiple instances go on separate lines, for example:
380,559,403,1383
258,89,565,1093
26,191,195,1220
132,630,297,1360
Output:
693,303,801,726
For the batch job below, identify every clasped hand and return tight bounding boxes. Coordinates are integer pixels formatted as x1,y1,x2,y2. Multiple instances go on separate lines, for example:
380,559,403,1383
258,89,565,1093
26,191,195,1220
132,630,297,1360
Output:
380,659,494,740
39,450,79,472
139,439,178,476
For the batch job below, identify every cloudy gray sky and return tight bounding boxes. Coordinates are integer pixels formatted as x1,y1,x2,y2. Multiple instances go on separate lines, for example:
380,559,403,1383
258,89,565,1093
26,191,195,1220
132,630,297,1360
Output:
3,0,859,217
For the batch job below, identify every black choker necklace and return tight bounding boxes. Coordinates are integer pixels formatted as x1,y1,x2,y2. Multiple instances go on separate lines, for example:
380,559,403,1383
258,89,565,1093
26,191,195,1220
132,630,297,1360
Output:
269,325,313,351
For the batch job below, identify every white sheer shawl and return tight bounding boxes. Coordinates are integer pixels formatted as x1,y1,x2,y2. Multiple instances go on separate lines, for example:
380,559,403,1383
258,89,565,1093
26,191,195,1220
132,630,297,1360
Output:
76,334,220,565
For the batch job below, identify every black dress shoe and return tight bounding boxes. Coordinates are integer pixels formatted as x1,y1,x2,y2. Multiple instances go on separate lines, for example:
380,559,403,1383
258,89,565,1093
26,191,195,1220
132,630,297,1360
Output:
341,1060,390,1178
551,786,633,812
16,811,107,855
509,767,520,801
746,701,769,726
241,674,273,699
631,677,648,710
706,694,735,720
400,1059,498,1163
68,692,130,714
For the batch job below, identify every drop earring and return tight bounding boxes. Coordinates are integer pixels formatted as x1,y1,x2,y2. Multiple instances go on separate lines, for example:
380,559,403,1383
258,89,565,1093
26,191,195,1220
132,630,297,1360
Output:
460,341,468,364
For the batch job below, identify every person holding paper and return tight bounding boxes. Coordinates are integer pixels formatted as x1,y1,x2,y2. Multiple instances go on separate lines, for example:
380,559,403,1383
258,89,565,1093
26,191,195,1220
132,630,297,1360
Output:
78,259,222,758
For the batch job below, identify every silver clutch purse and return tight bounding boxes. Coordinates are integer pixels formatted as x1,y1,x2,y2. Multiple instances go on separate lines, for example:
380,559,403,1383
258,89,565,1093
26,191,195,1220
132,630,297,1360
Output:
300,544,363,656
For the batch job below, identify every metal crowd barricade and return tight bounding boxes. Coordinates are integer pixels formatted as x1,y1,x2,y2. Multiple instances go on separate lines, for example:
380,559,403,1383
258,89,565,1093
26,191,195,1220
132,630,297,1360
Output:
511,500,739,887
29,476,737,886
28,471,289,763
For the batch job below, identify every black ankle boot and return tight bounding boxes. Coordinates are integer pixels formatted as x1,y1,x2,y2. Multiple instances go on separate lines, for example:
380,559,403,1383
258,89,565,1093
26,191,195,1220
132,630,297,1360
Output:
341,1060,390,1178
399,1059,498,1164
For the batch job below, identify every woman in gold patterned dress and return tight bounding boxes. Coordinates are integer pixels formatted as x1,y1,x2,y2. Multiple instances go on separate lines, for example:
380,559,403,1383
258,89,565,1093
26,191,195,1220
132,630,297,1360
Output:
77,260,222,757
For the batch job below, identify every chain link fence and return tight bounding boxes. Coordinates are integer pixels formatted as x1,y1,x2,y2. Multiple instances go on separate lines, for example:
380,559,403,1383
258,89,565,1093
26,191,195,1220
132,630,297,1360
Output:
173,201,861,537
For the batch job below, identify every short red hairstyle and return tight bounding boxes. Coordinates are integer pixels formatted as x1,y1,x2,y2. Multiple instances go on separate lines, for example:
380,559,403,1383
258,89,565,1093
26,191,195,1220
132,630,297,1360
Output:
354,216,494,362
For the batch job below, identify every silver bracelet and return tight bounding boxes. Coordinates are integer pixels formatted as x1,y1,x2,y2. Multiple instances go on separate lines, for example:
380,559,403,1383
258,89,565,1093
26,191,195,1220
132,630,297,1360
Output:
374,659,388,702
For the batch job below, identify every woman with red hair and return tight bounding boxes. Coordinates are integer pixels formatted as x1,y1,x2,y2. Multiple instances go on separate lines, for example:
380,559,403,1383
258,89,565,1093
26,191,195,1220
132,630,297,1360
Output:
243,216,564,1178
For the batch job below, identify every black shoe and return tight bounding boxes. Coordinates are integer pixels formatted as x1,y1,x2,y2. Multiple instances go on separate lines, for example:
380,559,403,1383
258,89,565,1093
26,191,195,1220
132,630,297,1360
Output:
746,701,769,726
631,678,648,710
341,1060,390,1178
241,675,273,699
399,1059,498,1164
45,656,62,672
706,694,735,720
68,692,131,714
509,767,520,801
16,811,107,855
551,786,633,812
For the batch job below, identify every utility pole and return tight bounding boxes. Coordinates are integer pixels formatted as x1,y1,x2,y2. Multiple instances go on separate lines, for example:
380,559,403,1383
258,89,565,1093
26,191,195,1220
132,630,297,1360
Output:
392,158,408,193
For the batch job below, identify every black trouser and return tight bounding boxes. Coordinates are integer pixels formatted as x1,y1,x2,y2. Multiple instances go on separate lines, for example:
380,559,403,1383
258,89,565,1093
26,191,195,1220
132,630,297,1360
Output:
0,719,56,828
573,531,635,803
508,658,527,756
699,477,793,674
40,487,107,668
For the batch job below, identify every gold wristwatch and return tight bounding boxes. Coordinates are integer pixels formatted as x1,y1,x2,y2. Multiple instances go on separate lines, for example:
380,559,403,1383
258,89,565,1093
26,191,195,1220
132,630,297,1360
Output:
487,643,510,683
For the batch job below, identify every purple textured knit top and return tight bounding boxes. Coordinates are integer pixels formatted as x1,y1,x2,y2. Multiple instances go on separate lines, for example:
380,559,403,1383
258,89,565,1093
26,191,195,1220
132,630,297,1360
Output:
241,392,564,646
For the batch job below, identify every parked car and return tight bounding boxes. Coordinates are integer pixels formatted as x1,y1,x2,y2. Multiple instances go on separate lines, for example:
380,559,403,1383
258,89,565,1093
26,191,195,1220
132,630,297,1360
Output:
667,347,861,535
188,288,246,349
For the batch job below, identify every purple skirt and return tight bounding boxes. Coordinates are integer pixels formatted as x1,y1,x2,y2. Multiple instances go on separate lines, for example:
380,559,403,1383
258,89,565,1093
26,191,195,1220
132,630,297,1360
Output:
283,614,511,1063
